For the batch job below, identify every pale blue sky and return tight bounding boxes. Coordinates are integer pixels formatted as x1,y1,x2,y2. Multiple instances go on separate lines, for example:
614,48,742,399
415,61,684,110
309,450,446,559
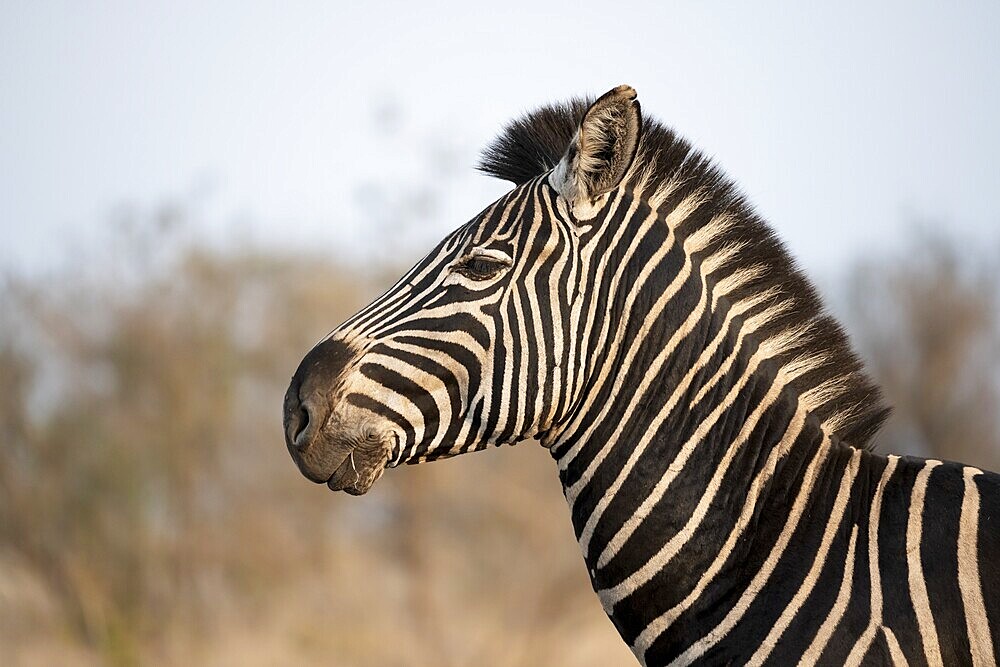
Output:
2,1,998,274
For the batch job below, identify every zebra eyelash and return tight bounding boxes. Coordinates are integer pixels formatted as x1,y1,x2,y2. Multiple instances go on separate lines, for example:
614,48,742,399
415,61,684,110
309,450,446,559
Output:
448,250,513,282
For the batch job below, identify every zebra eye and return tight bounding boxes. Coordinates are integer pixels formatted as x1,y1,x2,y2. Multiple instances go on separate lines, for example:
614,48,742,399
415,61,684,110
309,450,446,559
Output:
452,254,510,281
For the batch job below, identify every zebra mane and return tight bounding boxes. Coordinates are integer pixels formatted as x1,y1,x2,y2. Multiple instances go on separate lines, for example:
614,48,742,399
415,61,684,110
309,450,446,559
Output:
478,96,890,449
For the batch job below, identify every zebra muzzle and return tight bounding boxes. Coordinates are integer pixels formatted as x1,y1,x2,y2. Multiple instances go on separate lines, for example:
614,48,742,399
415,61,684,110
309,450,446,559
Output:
283,389,394,494
283,336,395,495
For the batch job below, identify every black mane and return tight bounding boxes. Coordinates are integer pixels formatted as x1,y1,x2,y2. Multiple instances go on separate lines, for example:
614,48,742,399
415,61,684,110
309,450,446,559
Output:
478,96,889,449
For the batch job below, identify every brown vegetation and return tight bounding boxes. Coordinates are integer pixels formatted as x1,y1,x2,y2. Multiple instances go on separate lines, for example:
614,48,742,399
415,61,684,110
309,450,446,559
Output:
1,219,996,666
0,220,629,666
845,230,1000,472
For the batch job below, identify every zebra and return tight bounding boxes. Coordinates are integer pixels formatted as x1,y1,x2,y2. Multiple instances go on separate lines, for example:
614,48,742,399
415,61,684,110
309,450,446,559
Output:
282,85,999,665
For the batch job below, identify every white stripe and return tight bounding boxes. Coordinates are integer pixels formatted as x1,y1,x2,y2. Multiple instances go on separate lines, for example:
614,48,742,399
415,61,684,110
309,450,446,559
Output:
844,456,899,665
959,466,994,667
907,460,944,667
884,626,909,666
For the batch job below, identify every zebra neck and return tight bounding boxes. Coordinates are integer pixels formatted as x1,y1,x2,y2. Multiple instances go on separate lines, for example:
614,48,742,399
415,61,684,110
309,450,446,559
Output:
553,290,833,541
547,261,852,646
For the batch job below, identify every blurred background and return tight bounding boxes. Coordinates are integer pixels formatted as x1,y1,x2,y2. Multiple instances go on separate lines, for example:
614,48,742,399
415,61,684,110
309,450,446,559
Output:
1,2,998,665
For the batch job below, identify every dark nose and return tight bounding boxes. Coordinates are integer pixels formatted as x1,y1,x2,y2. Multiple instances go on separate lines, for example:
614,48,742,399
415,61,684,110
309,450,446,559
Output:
283,337,355,452
284,392,323,450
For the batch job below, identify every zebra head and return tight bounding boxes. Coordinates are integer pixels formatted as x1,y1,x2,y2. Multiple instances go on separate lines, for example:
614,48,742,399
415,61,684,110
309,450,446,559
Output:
283,85,643,494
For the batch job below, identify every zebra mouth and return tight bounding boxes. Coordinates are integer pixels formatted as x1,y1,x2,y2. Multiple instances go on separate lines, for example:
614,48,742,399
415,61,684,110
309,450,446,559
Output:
324,439,392,496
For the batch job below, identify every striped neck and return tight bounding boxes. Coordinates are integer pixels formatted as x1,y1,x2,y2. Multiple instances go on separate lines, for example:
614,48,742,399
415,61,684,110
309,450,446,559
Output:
543,190,856,656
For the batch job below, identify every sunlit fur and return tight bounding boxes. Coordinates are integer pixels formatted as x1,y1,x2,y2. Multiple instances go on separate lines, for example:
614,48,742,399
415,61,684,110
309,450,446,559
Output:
299,91,999,665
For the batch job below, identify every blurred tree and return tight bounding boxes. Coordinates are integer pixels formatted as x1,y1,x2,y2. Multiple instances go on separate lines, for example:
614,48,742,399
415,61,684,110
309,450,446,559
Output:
0,206,374,665
0,205,631,667
844,228,1000,472
4,191,997,667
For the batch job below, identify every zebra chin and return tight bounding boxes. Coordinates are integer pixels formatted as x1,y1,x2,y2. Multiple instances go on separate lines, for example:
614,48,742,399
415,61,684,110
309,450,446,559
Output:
323,438,392,496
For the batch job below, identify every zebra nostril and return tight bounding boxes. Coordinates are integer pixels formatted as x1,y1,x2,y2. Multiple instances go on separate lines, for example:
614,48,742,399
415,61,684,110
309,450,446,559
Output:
285,392,321,451
291,404,310,448
284,337,353,456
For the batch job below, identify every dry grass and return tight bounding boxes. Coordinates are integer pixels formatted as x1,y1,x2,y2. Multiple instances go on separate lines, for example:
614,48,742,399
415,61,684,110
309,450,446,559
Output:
1,223,996,666
0,235,631,666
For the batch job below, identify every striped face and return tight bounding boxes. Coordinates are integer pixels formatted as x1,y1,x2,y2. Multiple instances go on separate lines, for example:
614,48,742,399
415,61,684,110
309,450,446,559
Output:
283,177,598,494
283,85,643,494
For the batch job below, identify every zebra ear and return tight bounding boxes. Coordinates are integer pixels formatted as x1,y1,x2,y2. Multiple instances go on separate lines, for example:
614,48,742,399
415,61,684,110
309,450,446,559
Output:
551,85,642,218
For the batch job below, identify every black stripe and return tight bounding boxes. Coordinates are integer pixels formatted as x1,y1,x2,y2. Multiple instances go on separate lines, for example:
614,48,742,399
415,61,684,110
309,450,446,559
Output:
922,462,974,664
